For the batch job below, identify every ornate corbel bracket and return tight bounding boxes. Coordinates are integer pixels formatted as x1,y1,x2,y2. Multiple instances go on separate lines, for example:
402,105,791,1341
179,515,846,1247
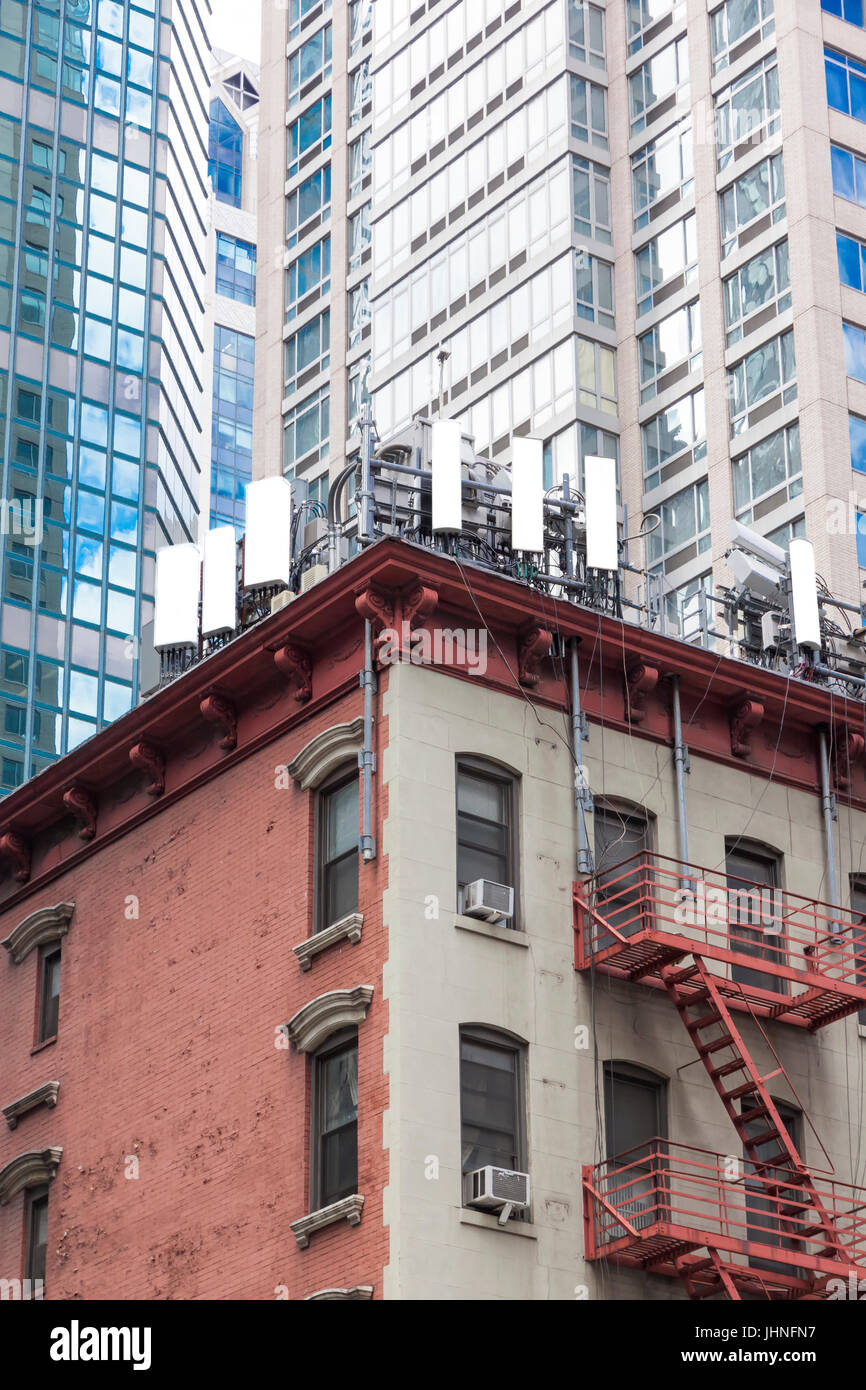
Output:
62,784,97,841
517,623,552,688
401,582,438,632
831,727,865,791
355,584,398,667
273,643,312,703
0,831,31,884
129,740,166,797
729,697,764,758
624,662,659,724
200,693,238,752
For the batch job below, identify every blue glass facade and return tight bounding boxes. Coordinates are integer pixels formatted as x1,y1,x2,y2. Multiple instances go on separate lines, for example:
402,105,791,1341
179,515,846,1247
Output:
0,0,210,789
208,98,243,207
210,326,253,531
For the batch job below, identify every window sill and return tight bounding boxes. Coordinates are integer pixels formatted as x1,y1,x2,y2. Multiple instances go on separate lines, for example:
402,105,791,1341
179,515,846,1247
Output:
290,1193,365,1250
293,913,364,971
453,914,528,946
30,1036,57,1057
458,1207,537,1238
859,1024,866,1041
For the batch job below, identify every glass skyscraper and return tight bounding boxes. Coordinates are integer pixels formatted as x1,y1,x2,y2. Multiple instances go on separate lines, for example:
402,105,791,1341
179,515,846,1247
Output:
0,0,210,791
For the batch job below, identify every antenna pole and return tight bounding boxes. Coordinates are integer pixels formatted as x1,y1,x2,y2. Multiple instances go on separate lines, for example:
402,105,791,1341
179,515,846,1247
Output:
359,401,375,547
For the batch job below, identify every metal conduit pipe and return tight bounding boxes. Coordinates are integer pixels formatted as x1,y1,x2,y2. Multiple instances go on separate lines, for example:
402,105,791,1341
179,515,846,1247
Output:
359,619,377,863
670,675,690,872
818,727,838,908
569,638,594,875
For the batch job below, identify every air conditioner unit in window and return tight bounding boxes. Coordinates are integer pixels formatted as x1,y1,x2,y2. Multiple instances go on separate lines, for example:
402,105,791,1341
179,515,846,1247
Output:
462,879,514,923
463,1166,530,1223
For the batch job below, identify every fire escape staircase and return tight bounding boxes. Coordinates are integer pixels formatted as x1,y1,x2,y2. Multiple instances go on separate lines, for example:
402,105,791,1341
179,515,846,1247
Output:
576,855,866,1300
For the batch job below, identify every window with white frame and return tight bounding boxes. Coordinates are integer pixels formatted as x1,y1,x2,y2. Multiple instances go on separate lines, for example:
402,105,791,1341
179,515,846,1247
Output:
629,36,689,133
283,386,330,469
288,25,332,107
577,335,617,414
664,572,714,639
731,421,801,522
288,95,332,178
632,116,693,229
838,229,866,293
715,53,779,170
723,239,790,344
286,165,331,247
641,386,706,493
710,0,774,74
766,515,805,550
349,280,370,348
348,356,371,434
349,0,373,53
845,321,866,381
570,74,608,149
285,311,330,396
349,59,372,125
543,422,618,494
635,212,697,316
573,155,611,245
647,478,710,567
727,328,796,435
568,0,606,66
349,129,371,199
719,151,785,258
831,142,866,207
286,236,330,320
289,0,332,42
576,251,614,329
348,203,371,272
638,300,701,403
627,0,681,55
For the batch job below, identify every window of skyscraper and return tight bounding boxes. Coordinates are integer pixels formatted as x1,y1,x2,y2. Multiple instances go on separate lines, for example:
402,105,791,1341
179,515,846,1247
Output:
216,233,257,306
208,99,243,207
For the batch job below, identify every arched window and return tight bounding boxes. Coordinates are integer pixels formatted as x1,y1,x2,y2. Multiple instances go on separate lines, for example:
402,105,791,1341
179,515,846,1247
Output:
311,1028,359,1211
592,800,653,939
456,756,520,923
459,1025,527,1184
603,1062,667,1232
724,837,785,994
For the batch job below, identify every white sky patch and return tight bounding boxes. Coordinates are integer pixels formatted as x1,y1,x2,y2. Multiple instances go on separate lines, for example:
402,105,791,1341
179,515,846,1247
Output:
210,0,262,63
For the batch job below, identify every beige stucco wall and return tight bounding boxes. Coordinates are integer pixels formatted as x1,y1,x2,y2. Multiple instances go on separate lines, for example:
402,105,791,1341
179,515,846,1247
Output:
380,660,866,1300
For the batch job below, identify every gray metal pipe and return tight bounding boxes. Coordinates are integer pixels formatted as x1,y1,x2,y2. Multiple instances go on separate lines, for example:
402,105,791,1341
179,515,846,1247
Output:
818,727,838,907
670,674,690,871
570,638,593,875
360,619,377,862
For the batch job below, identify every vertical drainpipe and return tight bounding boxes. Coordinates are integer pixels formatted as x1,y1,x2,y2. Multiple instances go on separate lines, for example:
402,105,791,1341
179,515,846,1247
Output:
818,728,838,908
360,619,377,863
670,675,690,875
570,638,594,875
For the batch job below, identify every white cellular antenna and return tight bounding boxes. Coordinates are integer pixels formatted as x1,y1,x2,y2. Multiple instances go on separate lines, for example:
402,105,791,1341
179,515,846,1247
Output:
511,437,544,553
432,419,463,532
584,456,618,571
243,477,293,590
201,527,238,639
789,537,821,651
154,543,200,652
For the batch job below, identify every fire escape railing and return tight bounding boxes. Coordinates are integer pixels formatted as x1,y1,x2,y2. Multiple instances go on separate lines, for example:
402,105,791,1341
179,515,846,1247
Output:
583,1139,866,1290
574,851,866,1029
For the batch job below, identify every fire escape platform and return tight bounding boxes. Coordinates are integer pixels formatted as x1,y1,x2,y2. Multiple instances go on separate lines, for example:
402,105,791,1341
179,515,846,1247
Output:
574,853,866,1031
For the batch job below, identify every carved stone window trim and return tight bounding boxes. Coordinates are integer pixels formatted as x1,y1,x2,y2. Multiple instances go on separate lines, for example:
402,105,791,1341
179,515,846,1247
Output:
290,1193,365,1249
293,913,364,971
286,717,364,790
1,903,75,965
3,1082,60,1131
304,1284,374,1300
285,985,374,1053
0,1146,62,1205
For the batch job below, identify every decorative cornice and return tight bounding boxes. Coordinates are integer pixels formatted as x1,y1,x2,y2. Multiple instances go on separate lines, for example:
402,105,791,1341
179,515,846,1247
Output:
129,740,166,796
62,784,97,841
289,1194,365,1250
293,913,364,971
304,1285,374,1301
287,717,365,791
0,831,30,884
273,642,312,703
517,622,552,687
729,697,764,759
286,985,374,1053
0,1146,62,1205
3,1081,60,1131
624,662,659,724
355,583,395,633
1,901,75,965
832,727,865,792
200,693,238,751
401,582,438,630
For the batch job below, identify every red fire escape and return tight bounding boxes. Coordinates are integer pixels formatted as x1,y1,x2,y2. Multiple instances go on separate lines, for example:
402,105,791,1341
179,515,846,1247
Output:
575,852,866,1299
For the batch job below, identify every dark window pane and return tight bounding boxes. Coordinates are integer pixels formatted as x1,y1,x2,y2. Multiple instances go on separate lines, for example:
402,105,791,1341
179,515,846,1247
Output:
316,1039,358,1208
460,1035,520,1173
39,947,60,1041
456,763,514,904
26,1192,48,1287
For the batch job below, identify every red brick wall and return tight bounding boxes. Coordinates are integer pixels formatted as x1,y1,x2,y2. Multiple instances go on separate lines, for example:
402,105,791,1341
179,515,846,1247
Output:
0,686,390,1300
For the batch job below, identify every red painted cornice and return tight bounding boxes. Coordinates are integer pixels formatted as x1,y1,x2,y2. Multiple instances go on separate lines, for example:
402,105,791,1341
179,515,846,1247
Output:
1,537,864,871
